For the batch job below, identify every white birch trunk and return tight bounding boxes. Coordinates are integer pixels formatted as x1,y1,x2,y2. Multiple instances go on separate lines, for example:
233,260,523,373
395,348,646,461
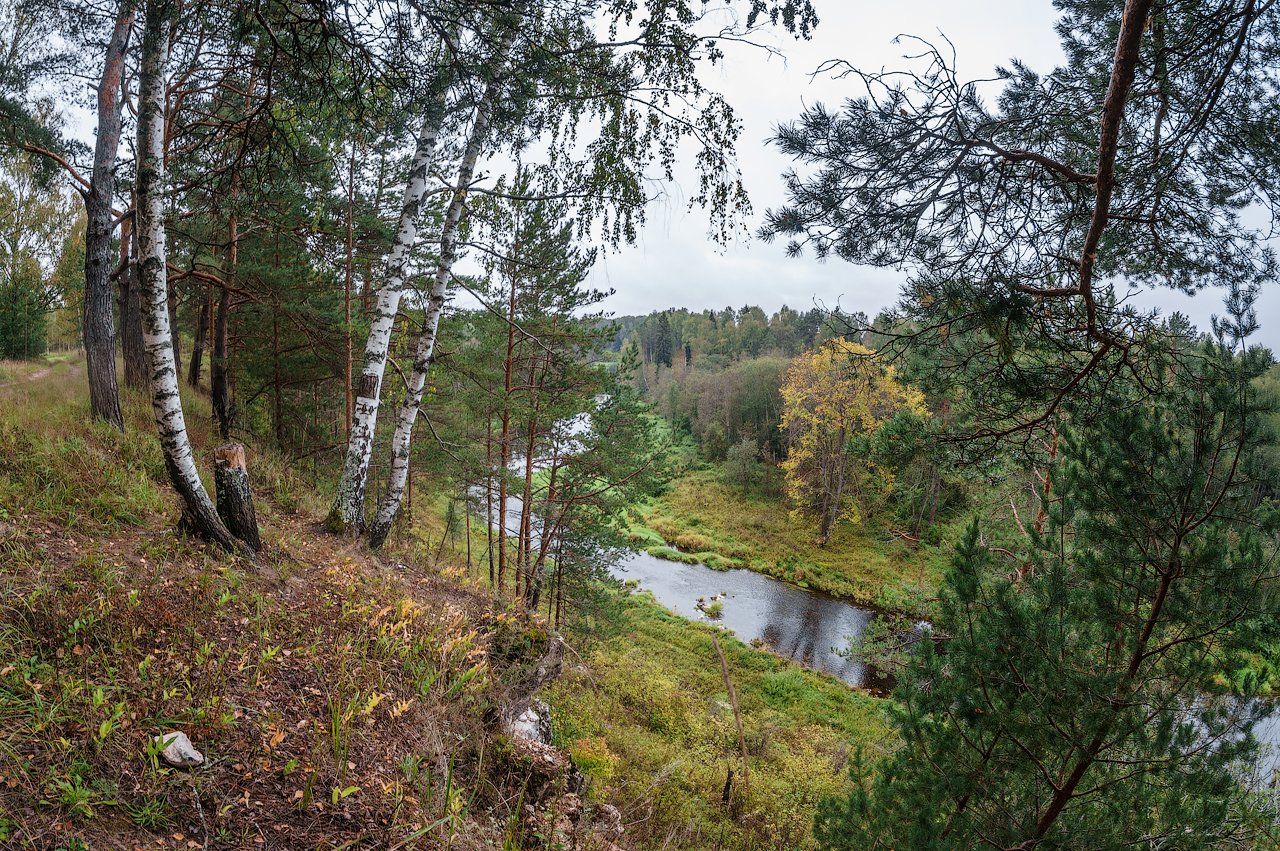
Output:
137,0,245,555
367,59,512,548
326,105,449,533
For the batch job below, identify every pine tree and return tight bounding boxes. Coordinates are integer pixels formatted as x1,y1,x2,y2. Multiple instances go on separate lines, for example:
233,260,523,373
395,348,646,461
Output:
652,312,674,368
816,338,1280,848
764,0,1280,446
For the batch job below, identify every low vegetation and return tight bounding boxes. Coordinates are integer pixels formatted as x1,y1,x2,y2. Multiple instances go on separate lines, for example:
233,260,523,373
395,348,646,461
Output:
632,466,947,613
544,592,888,850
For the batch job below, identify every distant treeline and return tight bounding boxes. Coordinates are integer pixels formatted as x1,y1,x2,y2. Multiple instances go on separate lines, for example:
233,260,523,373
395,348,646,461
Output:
607,305,860,363
610,305,865,457
613,305,967,542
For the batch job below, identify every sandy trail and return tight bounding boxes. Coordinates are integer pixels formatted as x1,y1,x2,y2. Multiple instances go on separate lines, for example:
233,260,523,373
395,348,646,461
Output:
0,357,83,390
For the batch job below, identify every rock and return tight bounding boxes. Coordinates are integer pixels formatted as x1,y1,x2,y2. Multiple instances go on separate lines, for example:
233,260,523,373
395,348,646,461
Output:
495,635,564,740
592,802,623,839
709,698,733,718
509,735,569,805
506,698,553,745
151,731,204,768
554,794,625,847
567,760,586,795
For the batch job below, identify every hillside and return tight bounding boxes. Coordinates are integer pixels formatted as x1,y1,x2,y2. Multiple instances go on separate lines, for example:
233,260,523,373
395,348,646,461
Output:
0,357,583,848
0,358,887,849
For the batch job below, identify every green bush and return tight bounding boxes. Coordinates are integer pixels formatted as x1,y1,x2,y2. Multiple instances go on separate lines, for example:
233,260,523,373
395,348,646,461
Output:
646,545,699,564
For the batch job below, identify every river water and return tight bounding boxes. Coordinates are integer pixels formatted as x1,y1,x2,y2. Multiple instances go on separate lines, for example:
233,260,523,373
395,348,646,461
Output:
606,544,1280,785
609,548,893,689
495,485,895,689
493,430,1280,781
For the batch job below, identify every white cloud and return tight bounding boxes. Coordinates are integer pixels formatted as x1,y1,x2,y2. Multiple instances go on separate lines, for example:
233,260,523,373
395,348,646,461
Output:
590,1,1280,351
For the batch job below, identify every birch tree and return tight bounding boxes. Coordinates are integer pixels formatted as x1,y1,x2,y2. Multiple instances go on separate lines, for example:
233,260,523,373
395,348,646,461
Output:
325,15,460,534
780,340,923,544
326,104,451,533
136,0,247,555
366,15,522,548
363,0,820,545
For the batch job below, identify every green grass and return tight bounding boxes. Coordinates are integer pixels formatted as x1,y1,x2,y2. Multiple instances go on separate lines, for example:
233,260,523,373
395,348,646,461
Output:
0,356,327,533
0,358,564,847
645,544,700,564
635,466,947,613
544,591,891,850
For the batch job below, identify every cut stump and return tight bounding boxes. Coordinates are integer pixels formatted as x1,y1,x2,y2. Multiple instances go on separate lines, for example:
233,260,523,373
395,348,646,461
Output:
214,443,261,552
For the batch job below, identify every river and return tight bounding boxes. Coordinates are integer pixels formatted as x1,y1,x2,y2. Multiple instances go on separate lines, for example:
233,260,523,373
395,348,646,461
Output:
609,548,897,690
495,485,900,690
493,431,1280,782
607,544,1280,786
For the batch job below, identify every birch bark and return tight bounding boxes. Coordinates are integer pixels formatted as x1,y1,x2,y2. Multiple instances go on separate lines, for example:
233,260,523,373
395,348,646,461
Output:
326,101,450,534
367,103,495,547
367,23,520,548
137,0,247,556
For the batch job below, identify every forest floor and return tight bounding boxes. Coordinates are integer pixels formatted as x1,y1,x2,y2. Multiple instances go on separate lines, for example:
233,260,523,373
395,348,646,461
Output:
0,355,887,850
630,466,951,614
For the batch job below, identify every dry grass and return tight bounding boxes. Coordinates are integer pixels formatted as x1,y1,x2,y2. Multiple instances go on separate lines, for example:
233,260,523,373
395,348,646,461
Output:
0,359,589,849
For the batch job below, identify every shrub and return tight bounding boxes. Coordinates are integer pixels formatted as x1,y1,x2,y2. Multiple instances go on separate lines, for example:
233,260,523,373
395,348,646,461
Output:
646,546,699,565
671,531,714,552
570,737,618,784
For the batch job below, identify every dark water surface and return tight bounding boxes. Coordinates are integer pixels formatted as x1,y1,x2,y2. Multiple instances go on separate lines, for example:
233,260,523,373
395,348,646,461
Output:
607,546,1280,786
609,548,895,689
496,482,897,688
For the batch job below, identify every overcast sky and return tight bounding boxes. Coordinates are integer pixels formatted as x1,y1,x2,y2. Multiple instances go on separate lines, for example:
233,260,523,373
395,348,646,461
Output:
586,1,1280,350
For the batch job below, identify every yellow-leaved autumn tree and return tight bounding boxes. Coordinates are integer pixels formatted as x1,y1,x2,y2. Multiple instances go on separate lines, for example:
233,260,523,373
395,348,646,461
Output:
780,340,924,544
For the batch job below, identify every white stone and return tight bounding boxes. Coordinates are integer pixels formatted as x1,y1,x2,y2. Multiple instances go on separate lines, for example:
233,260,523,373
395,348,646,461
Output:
506,698,553,744
151,731,204,767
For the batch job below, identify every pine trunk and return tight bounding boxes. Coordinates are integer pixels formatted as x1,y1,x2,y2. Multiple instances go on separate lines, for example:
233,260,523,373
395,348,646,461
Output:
496,276,518,592
83,0,133,430
119,212,148,390
137,0,246,557
211,214,234,439
187,284,210,387
486,415,496,590
517,350,546,605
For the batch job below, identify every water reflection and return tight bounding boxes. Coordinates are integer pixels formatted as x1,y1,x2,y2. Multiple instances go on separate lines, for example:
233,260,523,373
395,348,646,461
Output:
610,548,886,688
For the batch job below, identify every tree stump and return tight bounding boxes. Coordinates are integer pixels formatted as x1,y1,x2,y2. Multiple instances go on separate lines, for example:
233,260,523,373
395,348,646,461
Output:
213,444,261,552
